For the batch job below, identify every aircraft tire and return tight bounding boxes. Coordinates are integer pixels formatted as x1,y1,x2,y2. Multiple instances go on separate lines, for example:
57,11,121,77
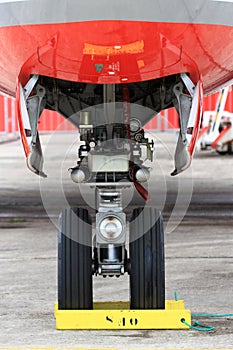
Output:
216,143,229,155
58,207,93,309
216,149,228,155
129,207,165,309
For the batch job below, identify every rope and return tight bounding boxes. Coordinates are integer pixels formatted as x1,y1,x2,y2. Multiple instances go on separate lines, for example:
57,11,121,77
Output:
174,291,233,332
174,291,178,301
181,319,215,332
192,313,233,318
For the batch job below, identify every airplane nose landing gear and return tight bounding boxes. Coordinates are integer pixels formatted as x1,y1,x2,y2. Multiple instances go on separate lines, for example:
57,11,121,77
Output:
15,72,200,327
58,83,165,311
17,74,201,314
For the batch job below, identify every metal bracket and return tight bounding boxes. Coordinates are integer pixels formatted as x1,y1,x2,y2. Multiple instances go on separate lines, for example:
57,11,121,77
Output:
180,73,195,97
173,82,192,145
94,186,127,276
24,74,39,99
27,84,46,145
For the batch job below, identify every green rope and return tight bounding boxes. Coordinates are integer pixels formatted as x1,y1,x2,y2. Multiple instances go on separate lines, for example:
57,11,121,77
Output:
174,291,232,332
181,319,215,332
192,313,233,318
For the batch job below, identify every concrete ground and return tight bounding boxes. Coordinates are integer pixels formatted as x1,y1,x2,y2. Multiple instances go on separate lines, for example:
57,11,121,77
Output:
0,131,233,348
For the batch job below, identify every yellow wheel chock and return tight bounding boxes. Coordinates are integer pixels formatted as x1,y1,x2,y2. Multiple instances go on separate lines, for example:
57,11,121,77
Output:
54,300,191,330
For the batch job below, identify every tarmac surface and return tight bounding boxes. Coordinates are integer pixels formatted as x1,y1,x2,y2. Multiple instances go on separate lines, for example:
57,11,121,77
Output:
0,131,233,348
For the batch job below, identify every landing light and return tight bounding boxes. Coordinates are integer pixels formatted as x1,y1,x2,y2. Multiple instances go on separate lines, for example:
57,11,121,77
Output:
130,118,141,133
99,216,123,240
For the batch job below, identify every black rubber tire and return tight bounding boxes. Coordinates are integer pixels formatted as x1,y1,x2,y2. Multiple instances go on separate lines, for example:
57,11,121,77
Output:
217,142,233,155
129,207,165,309
216,149,228,155
58,207,93,310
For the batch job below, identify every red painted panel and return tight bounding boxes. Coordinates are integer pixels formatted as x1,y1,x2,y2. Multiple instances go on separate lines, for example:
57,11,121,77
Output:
1,21,233,95
0,96,4,132
38,110,77,132
7,98,12,133
144,108,179,131
225,85,233,111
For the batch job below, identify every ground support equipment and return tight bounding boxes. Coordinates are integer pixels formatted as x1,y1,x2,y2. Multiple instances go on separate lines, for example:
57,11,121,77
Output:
54,300,191,330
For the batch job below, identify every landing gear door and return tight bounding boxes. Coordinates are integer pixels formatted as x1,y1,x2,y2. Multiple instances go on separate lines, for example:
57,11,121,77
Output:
172,77,203,176
16,77,47,177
